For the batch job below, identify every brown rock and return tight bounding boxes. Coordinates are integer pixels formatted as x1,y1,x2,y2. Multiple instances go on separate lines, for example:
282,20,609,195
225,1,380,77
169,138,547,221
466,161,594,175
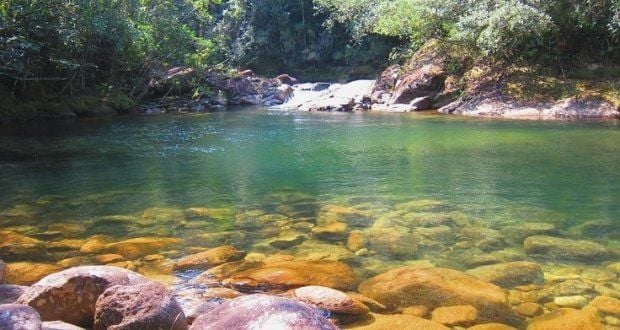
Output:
366,228,418,259
524,235,612,261
431,305,479,327
527,307,603,330
466,262,544,289
190,294,336,330
4,262,62,285
0,304,42,330
17,266,147,327
346,292,387,313
104,237,182,259
312,221,348,241
347,230,366,251
390,64,446,104
0,230,47,260
358,266,520,325
201,287,242,300
468,324,516,330
93,281,187,330
48,239,85,251
292,286,369,315
191,260,264,286
401,305,429,317
174,245,246,270
516,302,543,317
79,235,114,254
0,259,5,282
345,313,448,330
590,296,620,316
57,257,91,268
0,284,27,304
94,254,124,264
223,260,357,292
276,74,299,85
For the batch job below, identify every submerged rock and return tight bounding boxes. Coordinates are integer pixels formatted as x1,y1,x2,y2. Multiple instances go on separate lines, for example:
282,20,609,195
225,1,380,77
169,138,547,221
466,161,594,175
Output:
0,230,48,261
0,259,4,282
589,296,620,316
466,262,544,289
366,227,418,259
17,266,147,327
0,285,27,304
189,294,337,330
358,266,520,325
174,245,246,270
0,304,42,330
312,221,348,241
104,237,182,259
431,305,479,327
346,313,448,330
523,235,612,261
223,260,357,292
527,307,603,330
4,262,62,285
93,281,187,330
291,286,369,315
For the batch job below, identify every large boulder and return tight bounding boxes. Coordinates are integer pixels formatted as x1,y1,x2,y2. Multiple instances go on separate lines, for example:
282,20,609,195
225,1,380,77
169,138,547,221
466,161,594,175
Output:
41,321,85,330
0,285,27,304
466,262,544,289
297,80,375,112
189,294,337,330
358,266,520,325
527,307,603,330
93,281,187,330
17,266,147,327
0,304,42,330
389,64,446,104
523,235,612,261
222,260,357,292
174,245,246,270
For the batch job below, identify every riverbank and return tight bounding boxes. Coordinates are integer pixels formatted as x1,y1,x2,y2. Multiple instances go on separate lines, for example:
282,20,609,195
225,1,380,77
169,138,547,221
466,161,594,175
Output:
2,40,619,124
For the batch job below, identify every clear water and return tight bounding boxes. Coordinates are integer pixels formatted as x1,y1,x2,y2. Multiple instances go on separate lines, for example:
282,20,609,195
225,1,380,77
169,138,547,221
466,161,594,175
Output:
0,108,618,285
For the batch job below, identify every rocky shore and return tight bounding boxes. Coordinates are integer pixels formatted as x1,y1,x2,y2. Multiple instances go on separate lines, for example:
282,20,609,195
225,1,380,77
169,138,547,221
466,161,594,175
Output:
1,196,619,329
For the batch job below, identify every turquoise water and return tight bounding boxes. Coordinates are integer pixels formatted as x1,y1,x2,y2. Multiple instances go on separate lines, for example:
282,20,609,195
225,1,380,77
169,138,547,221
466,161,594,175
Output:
0,108,619,284
1,109,618,228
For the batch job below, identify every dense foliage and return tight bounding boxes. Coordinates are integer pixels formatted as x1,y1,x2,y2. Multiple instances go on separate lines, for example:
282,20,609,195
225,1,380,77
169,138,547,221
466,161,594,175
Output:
0,0,618,102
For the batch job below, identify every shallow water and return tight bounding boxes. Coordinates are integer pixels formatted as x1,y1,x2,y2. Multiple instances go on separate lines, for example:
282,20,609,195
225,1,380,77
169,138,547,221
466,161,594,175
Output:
0,108,619,321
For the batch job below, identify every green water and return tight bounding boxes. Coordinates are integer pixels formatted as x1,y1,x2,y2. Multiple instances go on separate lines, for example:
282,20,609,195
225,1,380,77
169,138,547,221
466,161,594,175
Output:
0,109,618,277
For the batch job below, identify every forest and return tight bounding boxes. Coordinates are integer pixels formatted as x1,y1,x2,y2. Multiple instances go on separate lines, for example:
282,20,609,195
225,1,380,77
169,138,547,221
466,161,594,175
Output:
0,0,618,120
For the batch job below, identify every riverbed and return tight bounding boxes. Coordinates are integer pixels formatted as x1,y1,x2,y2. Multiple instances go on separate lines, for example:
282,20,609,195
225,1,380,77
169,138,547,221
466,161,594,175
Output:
0,108,619,327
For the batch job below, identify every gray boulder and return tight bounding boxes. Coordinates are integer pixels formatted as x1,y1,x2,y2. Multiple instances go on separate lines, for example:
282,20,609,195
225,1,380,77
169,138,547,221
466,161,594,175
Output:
0,304,42,330
189,294,337,329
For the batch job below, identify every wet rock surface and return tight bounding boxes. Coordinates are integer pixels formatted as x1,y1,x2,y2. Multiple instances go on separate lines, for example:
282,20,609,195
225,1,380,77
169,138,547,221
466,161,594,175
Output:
174,245,246,270
189,294,337,330
223,260,357,292
358,266,520,325
17,266,147,327
94,281,187,330
291,286,369,315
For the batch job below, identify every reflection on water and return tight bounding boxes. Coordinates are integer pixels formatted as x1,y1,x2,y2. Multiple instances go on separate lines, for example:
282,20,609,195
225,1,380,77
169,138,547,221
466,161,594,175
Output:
0,109,618,325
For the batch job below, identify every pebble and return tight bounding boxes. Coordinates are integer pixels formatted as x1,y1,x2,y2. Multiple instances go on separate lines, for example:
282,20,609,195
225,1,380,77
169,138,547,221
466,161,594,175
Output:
554,295,588,308
515,302,543,317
